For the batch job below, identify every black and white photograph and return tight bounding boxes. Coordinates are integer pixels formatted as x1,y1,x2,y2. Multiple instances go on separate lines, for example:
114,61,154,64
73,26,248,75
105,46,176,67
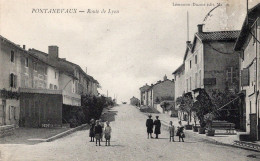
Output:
0,0,260,160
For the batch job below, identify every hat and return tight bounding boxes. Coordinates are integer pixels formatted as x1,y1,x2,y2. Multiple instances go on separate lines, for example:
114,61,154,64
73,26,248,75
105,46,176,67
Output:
156,116,159,118
148,114,152,118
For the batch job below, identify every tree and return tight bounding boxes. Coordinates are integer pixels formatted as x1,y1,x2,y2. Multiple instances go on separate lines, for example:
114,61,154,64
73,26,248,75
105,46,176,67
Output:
194,89,214,128
176,93,193,125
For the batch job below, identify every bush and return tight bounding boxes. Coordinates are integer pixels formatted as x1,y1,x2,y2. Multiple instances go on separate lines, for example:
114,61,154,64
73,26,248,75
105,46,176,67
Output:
81,94,115,123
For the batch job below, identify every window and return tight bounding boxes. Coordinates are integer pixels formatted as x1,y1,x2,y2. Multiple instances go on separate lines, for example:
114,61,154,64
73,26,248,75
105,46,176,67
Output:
55,72,57,79
227,67,238,84
195,73,198,88
25,58,29,67
14,107,17,120
195,55,198,64
49,84,53,89
189,77,192,90
186,79,188,91
54,85,57,90
190,60,192,68
10,73,17,88
9,106,12,120
11,51,15,62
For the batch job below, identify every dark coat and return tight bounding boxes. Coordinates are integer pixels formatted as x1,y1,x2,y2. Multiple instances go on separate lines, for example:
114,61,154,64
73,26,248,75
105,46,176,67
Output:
89,123,95,137
176,126,184,137
94,125,103,134
146,118,154,133
153,119,161,134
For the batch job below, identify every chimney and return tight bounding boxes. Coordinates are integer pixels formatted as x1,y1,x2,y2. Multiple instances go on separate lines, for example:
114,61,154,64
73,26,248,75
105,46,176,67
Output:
86,67,87,74
186,41,191,47
23,45,26,50
48,46,59,59
197,24,203,33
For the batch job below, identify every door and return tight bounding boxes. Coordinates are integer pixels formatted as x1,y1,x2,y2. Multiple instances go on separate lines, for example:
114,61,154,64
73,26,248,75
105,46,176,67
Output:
250,113,257,140
1,100,6,125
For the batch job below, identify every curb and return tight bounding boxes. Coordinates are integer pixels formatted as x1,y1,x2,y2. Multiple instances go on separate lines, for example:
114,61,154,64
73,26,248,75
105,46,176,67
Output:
44,124,88,142
160,121,260,152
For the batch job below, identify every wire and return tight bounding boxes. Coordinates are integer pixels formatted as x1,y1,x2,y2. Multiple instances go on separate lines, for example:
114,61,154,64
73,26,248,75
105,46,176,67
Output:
249,30,260,44
208,43,234,55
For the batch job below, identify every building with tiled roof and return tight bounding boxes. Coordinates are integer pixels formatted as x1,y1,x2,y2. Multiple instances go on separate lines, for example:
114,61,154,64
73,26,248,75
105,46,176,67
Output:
183,24,240,95
195,30,240,42
172,24,241,125
139,75,174,108
234,3,260,140
29,47,99,96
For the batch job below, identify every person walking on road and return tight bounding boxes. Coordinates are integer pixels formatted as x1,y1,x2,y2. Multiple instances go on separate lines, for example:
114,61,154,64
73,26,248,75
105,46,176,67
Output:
169,121,175,142
146,114,154,139
89,119,95,142
94,120,103,146
104,121,112,146
153,116,161,139
177,121,185,142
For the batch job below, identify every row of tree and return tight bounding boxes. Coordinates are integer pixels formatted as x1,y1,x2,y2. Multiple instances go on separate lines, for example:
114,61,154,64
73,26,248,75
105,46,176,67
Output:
176,89,241,128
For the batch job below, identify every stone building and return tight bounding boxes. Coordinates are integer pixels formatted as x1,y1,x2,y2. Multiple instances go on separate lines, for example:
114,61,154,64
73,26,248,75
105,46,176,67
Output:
0,35,99,127
183,25,240,96
140,75,175,108
29,47,99,97
139,84,150,106
234,3,260,140
0,35,61,126
130,96,140,106
172,63,185,108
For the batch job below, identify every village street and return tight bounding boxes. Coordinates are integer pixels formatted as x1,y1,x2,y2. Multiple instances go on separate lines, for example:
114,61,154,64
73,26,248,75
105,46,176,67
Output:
1,104,260,161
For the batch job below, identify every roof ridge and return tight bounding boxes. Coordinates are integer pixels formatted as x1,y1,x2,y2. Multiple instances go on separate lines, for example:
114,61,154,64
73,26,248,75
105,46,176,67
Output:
196,30,240,34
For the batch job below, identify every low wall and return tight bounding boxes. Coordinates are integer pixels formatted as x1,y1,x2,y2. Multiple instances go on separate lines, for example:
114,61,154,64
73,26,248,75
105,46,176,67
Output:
154,104,164,113
0,124,15,137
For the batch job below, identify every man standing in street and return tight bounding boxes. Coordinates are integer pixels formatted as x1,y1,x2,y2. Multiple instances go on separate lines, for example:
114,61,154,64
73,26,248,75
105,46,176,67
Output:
146,114,154,139
153,116,161,139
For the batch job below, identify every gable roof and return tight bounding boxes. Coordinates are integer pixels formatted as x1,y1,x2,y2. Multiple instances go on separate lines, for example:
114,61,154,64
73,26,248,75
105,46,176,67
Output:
195,30,240,42
172,63,184,75
0,35,56,69
139,84,150,92
234,3,260,51
29,48,99,84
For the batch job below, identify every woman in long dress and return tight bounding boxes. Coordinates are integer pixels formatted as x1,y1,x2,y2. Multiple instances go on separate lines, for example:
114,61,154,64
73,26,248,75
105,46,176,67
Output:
153,116,161,139
89,119,95,142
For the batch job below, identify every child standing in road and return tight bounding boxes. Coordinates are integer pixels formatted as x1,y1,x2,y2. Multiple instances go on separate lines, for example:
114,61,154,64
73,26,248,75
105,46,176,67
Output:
99,119,105,141
94,120,103,146
89,119,95,142
169,121,175,142
104,121,112,146
177,121,185,142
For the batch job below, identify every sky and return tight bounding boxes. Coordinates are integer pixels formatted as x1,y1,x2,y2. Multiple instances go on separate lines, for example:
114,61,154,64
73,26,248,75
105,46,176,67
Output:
0,0,258,102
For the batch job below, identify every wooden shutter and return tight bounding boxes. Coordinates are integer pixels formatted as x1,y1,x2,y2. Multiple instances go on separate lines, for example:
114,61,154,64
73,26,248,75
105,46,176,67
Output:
241,68,249,86
14,75,17,88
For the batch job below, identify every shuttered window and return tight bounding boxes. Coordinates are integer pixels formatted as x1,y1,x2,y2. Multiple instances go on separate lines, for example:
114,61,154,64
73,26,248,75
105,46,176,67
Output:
241,68,249,86
10,73,17,88
11,51,15,62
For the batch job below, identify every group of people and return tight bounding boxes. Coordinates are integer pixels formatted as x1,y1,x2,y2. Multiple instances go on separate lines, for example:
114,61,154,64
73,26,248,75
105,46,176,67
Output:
146,114,162,139
146,114,185,142
89,119,112,146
